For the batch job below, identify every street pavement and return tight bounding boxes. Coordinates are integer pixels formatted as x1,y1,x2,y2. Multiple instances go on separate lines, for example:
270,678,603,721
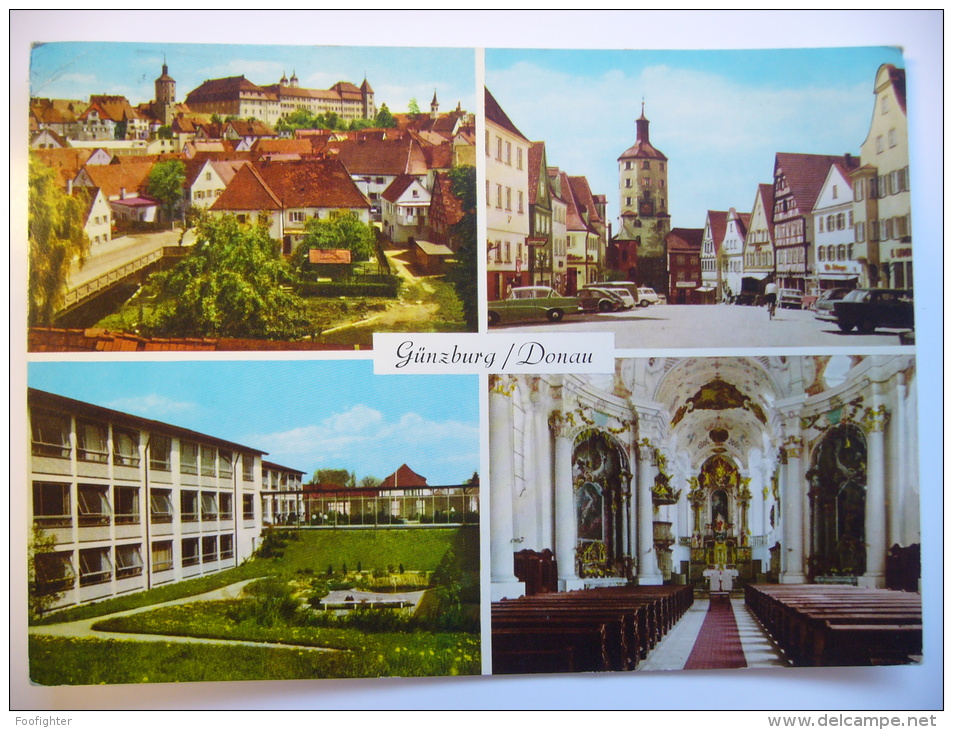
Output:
492,303,914,350
67,228,188,290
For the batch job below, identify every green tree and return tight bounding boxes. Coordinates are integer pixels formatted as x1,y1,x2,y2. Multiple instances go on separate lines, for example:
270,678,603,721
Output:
147,159,186,222
28,155,90,326
157,125,174,140
445,166,478,330
373,103,396,128
407,97,421,115
293,210,376,273
358,475,382,490
28,524,64,621
142,215,310,340
311,468,352,487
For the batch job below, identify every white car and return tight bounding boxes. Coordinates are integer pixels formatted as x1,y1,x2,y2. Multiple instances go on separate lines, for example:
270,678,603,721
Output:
604,288,637,310
635,287,660,307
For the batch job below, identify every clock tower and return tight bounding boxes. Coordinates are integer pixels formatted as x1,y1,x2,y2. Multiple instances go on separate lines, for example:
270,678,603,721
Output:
617,103,669,235
611,103,671,291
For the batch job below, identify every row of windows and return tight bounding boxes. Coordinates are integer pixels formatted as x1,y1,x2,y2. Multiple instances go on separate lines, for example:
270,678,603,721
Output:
193,189,224,200
31,412,257,481
487,182,525,213
745,251,774,268
622,160,664,172
874,128,900,153
818,244,854,262
488,240,523,265
33,481,256,527
816,211,853,233
853,167,910,200
486,132,524,170
623,177,665,189
34,535,236,594
854,215,911,243
777,246,806,265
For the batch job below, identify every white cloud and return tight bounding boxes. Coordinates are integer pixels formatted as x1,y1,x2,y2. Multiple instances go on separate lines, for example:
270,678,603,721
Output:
106,394,196,419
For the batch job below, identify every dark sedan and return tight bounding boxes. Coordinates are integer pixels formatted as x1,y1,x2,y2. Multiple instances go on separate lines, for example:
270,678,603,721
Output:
832,288,914,333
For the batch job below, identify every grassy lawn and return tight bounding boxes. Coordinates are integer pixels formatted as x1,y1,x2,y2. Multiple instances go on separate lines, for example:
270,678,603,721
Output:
33,526,477,626
30,632,479,684
29,526,480,684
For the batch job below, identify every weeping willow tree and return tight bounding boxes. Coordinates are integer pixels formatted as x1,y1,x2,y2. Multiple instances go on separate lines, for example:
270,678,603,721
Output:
28,155,90,326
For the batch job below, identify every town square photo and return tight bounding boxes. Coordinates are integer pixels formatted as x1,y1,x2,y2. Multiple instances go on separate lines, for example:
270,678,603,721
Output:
485,47,914,347
26,359,481,684
27,42,479,351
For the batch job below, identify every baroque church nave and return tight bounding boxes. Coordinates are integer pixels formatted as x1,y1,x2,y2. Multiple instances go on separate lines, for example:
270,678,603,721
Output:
488,355,920,672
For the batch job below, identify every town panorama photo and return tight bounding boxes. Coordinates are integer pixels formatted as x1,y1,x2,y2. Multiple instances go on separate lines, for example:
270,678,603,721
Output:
28,42,479,351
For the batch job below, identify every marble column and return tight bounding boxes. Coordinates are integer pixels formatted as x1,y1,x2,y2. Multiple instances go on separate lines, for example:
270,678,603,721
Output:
530,381,554,550
780,419,806,583
551,411,578,589
637,442,662,584
862,387,889,588
888,373,905,549
489,375,524,600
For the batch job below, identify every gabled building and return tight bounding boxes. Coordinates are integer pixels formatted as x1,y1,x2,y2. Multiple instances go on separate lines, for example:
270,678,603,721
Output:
319,135,429,215
665,227,703,304
547,168,569,293
849,64,911,289
742,184,776,300
772,152,858,293
209,158,370,253
72,161,154,201
184,158,248,210
559,169,601,294
700,210,728,302
79,95,152,141
814,162,861,291
77,186,113,250
526,142,554,287
721,208,751,301
485,88,530,300
381,174,431,244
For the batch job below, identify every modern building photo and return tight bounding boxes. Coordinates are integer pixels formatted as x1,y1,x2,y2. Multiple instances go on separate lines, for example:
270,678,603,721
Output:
488,355,920,672
26,360,481,684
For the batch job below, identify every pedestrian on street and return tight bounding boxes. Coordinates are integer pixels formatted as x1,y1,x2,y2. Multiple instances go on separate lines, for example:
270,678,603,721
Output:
764,281,778,319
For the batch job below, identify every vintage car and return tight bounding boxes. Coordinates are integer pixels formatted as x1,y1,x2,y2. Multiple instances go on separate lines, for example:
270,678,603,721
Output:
588,281,659,307
813,287,854,322
578,287,627,313
488,286,580,326
832,288,914,333
604,288,638,310
778,288,805,309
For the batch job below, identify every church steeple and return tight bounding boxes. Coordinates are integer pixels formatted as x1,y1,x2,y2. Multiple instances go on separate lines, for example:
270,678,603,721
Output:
636,100,651,144
430,89,439,119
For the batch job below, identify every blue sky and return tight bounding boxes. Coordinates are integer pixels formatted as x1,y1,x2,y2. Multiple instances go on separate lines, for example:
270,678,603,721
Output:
30,41,477,117
28,360,479,485
486,46,906,231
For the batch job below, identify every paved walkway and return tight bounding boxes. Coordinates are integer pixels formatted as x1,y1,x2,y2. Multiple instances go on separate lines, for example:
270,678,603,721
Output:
28,579,335,652
637,595,788,671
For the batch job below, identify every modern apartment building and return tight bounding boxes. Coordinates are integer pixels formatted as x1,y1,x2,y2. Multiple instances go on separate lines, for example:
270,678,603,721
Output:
28,388,301,611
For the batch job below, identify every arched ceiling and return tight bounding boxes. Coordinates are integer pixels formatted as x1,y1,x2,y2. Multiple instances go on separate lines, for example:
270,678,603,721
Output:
651,357,785,468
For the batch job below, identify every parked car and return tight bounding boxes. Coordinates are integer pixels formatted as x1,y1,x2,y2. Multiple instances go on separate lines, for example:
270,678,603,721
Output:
488,286,580,326
604,288,637,310
832,288,914,334
634,287,661,307
813,287,853,322
578,287,626,313
778,288,804,309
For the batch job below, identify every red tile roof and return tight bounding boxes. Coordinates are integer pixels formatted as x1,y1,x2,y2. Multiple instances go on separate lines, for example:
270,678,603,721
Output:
309,249,351,265
666,227,704,252
76,161,154,199
774,153,859,213
380,463,428,488
319,136,429,176
706,210,729,248
255,158,370,209
210,163,283,211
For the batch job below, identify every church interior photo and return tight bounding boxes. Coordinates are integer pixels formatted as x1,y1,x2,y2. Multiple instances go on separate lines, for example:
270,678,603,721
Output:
488,355,920,673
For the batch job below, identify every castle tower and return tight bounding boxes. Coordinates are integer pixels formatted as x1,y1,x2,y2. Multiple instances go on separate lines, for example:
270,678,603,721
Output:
617,103,669,231
360,77,375,119
153,60,176,125
431,90,439,119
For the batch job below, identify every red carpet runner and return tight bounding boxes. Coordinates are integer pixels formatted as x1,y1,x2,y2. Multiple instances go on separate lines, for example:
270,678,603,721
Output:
683,594,747,670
